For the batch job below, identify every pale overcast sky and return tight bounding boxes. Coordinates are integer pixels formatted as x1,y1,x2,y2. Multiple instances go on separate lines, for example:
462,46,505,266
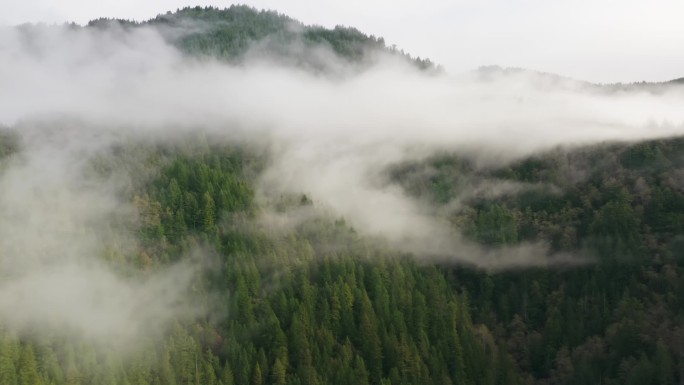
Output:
1,0,683,83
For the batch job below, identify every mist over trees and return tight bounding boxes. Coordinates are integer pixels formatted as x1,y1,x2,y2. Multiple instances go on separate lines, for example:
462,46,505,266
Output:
86,5,436,72
0,5,684,385
391,136,684,384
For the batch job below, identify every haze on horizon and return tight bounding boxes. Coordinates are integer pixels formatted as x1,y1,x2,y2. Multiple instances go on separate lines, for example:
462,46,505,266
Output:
1,0,683,84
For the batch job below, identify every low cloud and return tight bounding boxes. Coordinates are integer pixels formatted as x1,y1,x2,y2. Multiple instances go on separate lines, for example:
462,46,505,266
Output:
0,21,683,341
0,122,202,348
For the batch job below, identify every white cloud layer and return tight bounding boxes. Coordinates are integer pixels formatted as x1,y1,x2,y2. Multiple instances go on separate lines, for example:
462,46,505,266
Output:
0,23,683,342
1,0,684,82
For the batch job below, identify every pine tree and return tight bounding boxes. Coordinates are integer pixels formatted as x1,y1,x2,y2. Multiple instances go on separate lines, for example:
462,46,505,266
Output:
271,358,286,385
202,191,216,232
18,345,42,385
251,363,262,385
0,338,17,385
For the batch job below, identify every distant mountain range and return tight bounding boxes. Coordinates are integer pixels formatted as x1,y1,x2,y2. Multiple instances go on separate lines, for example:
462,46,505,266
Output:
476,65,684,92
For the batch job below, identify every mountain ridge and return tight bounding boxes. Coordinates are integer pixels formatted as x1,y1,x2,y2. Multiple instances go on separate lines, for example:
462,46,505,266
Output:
85,5,436,71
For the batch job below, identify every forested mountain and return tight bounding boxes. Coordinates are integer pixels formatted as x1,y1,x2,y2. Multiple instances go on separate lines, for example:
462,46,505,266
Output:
87,5,435,72
0,135,513,385
391,137,684,384
4,123,684,385
1,5,684,385
476,65,684,93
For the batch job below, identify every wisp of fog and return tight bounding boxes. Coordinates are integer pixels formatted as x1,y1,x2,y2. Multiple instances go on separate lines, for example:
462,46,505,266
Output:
0,120,200,348
1,22,684,344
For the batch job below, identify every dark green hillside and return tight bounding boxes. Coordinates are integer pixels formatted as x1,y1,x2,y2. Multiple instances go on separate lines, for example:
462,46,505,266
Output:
3,134,684,384
390,136,684,384
2,6,684,385
0,138,513,385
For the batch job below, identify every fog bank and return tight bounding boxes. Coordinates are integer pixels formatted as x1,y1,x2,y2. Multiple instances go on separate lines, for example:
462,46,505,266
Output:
0,23,683,340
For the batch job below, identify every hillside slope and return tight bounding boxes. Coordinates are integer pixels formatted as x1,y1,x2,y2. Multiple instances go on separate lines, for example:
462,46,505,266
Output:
87,5,435,72
0,6,683,385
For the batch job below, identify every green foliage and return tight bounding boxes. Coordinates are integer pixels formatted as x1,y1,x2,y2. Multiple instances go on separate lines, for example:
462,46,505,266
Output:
389,154,473,204
619,139,684,170
86,5,436,71
5,129,684,385
390,136,684,384
494,156,560,183
0,141,507,385
467,203,519,246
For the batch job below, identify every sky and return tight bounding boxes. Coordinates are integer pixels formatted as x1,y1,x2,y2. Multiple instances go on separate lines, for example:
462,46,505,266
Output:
1,0,684,83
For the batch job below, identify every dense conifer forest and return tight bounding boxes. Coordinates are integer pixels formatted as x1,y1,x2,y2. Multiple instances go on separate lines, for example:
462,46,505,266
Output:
1,6,684,385
87,5,435,71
